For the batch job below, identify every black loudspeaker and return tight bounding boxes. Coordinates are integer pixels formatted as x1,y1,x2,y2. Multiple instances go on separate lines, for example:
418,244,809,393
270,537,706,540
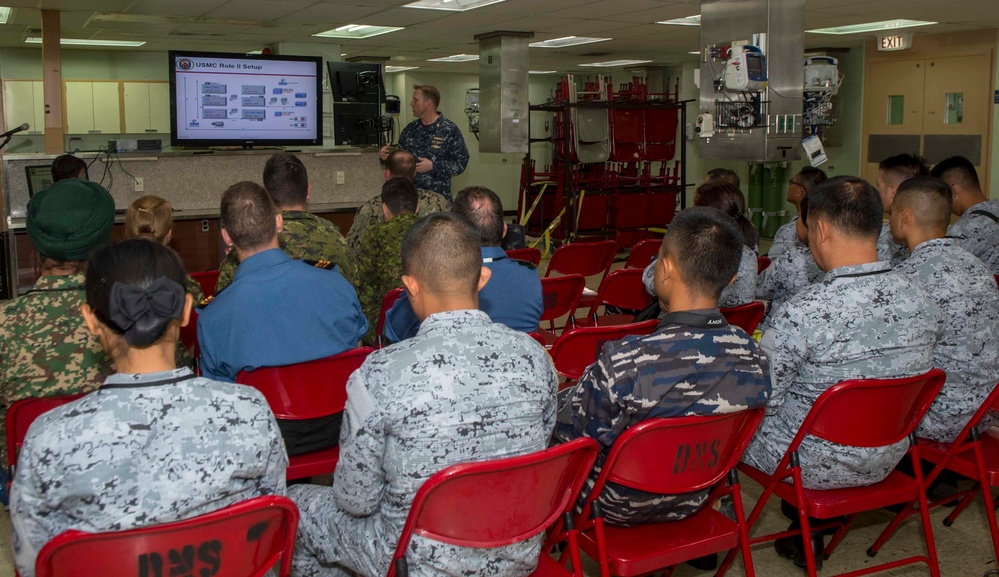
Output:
501,223,526,250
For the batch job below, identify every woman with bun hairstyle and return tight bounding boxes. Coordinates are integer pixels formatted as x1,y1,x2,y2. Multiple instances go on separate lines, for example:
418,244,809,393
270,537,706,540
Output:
692,181,759,307
125,195,205,304
9,239,287,577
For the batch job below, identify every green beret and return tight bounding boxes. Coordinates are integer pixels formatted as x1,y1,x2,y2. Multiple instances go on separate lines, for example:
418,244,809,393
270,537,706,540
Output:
26,178,115,261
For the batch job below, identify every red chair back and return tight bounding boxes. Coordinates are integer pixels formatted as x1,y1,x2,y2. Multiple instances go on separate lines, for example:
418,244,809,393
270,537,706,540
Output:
720,301,766,335
377,288,406,347
7,394,85,471
190,270,221,299
544,240,618,279
35,495,299,577
797,369,946,449
550,320,659,382
388,438,600,577
540,274,586,323
757,256,771,275
236,348,374,420
994,274,998,289
585,268,653,319
588,410,764,502
624,239,660,269
505,247,543,266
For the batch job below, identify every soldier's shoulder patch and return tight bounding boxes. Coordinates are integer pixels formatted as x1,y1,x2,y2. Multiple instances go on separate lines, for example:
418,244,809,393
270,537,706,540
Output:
510,258,538,271
304,259,336,270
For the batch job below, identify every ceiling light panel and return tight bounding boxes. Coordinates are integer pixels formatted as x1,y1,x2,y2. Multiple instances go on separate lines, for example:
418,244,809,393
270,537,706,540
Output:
0,6,11,24
529,70,557,74
404,0,507,12
808,19,936,35
530,36,611,49
314,24,404,39
656,14,700,26
24,37,146,47
580,59,653,68
427,53,479,62
385,65,420,72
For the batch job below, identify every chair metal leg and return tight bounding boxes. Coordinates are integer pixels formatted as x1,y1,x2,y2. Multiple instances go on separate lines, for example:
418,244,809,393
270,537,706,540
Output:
823,513,857,559
730,478,756,577
971,443,999,565
911,449,942,577
791,467,820,577
868,502,914,557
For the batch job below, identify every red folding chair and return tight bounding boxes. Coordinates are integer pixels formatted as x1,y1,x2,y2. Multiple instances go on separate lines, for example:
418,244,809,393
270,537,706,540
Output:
718,369,947,577
545,240,618,311
577,268,653,327
757,256,771,275
720,301,766,335
993,274,998,289
237,347,374,480
387,437,601,577
867,381,999,564
376,287,406,348
550,320,659,389
35,495,299,577
7,394,85,478
191,270,221,299
506,247,543,267
570,411,765,577
623,239,660,270
537,274,586,348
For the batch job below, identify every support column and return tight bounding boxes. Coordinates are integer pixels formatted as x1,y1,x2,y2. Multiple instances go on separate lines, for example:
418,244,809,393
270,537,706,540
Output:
41,10,64,155
474,31,533,153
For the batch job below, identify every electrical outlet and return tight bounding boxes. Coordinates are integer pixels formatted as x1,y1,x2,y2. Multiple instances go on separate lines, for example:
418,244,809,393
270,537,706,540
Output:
134,177,144,192
201,220,210,232
336,171,345,185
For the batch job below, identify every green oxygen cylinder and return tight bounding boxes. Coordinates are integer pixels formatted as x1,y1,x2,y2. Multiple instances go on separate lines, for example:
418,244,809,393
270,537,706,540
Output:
762,164,785,238
748,163,764,232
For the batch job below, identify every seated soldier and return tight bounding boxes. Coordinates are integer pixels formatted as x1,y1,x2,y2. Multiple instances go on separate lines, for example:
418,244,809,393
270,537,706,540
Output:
931,155,999,274
743,176,938,568
383,186,543,342
289,213,557,577
890,175,999,442
875,153,928,265
353,177,420,342
216,152,352,292
769,167,826,258
10,239,287,577
756,196,824,333
125,195,205,302
347,148,451,254
0,179,115,474
198,182,367,455
50,154,86,182
555,206,770,527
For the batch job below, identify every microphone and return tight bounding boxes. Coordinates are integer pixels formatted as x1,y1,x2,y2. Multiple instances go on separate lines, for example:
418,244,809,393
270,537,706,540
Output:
0,123,29,138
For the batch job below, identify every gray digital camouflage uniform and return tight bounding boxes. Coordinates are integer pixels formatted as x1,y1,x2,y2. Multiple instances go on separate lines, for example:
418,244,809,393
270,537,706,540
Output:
895,238,999,442
756,244,824,334
948,199,999,274
642,245,756,309
216,210,352,292
289,309,557,577
768,218,802,258
877,221,910,266
0,274,113,468
347,188,451,254
743,262,938,489
396,114,470,202
10,368,288,577
555,310,770,526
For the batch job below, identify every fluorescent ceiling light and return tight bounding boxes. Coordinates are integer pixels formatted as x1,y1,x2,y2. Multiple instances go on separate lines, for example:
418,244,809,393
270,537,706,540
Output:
656,14,700,26
404,0,506,11
24,37,146,47
247,50,262,54
385,65,419,73
530,36,611,49
314,24,403,39
808,19,935,35
530,70,557,74
0,7,12,25
427,54,479,62
688,51,700,55
580,59,652,68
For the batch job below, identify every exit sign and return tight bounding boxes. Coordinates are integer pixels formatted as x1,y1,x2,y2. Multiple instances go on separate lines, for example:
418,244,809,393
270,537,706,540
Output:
878,32,913,51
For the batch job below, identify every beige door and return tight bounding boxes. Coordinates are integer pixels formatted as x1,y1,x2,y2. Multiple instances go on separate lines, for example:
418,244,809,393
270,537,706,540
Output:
864,59,925,183
922,54,991,187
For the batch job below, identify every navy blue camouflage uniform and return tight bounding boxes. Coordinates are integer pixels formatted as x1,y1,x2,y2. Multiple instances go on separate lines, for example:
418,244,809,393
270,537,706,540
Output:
397,114,469,202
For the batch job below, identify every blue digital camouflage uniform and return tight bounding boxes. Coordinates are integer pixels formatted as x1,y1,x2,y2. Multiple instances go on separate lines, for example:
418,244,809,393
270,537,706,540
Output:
768,217,802,258
10,368,288,577
216,210,353,293
289,309,557,577
895,238,999,442
743,262,938,489
353,212,420,343
642,246,756,309
877,221,910,266
347,188,451,254
554,309,770,526
0,274,113,469
948,199,999,274
396,114,470,202
756,244,824,333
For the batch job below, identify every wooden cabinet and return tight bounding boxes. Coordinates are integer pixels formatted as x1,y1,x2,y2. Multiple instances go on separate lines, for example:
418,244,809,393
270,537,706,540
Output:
2,80,45,134
124,82,170,134
65,81,122,134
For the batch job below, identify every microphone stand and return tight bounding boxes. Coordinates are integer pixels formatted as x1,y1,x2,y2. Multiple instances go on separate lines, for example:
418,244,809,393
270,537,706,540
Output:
0,135,12,152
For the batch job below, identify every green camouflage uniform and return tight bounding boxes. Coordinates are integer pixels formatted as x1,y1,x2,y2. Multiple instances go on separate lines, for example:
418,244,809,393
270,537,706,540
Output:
353,212,420,344
0,274,114,467
347,189,451,255
216,210,352,293
184,274,205,305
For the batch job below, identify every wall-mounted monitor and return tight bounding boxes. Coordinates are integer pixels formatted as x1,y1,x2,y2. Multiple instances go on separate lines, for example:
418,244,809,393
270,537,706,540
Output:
328,62,384,104
169,50,323,148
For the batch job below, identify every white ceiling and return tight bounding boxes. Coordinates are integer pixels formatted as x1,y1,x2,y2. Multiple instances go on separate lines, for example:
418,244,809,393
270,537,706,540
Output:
0,0,997,72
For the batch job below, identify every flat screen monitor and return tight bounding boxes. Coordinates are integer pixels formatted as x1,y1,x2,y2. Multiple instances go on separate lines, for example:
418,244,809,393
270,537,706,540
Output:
328,62,384,104
25,164,89,197
169,50,323,148
333,111,382,146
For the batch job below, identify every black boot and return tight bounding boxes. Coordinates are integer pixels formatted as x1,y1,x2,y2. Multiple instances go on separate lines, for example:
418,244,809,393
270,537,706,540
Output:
774,522,825,570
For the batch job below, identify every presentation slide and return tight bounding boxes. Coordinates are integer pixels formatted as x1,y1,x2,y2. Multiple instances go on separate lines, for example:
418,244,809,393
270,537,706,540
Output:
173,54,319,142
